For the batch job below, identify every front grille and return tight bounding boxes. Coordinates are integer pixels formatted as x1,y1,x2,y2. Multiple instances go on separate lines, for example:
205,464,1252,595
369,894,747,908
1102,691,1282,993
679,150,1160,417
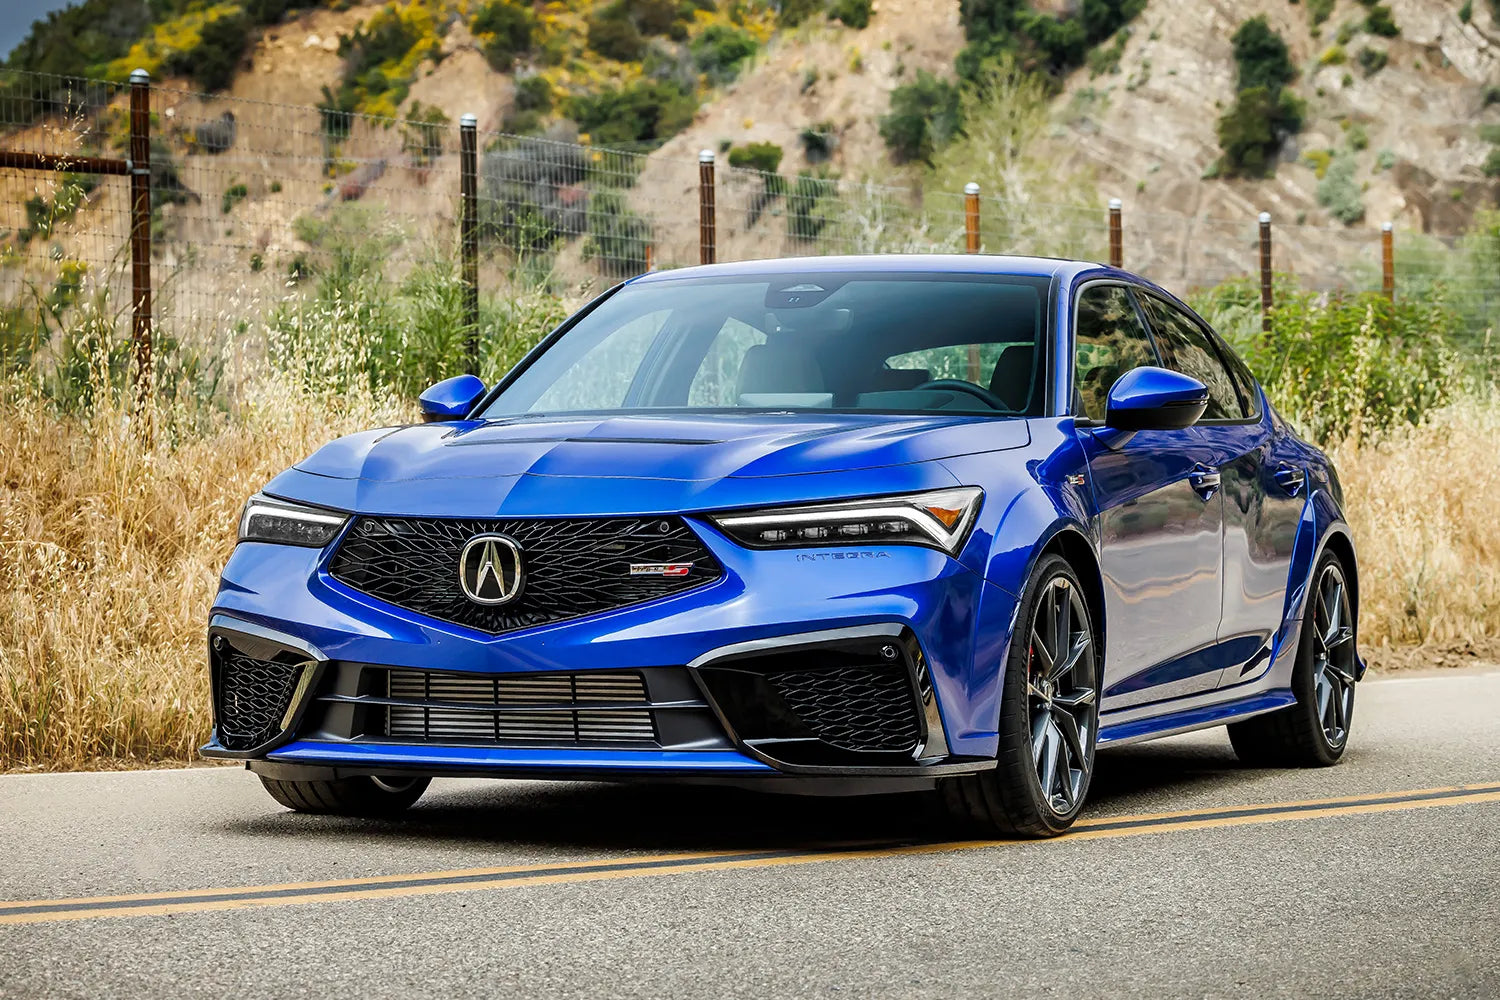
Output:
764,662,921,752
329,516,720,634
216,649,307,751
383,668,657,744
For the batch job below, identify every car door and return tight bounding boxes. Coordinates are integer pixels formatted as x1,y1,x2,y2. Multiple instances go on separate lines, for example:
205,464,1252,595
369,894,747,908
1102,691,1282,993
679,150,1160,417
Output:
1073,283,1225,712
1138,293,1302,687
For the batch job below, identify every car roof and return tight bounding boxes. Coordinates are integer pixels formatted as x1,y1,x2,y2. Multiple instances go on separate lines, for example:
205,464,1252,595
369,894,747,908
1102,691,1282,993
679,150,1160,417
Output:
626,253,1101,284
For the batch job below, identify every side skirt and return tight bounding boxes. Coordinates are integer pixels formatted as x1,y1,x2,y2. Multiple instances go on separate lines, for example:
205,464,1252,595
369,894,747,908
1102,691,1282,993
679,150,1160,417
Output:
1097,690,1296,748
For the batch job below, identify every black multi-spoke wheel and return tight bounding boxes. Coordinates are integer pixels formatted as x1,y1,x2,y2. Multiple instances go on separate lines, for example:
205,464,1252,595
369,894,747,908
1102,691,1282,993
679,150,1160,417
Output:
1026,574,1098,815
941,554,1100,836
1229,552,1358,767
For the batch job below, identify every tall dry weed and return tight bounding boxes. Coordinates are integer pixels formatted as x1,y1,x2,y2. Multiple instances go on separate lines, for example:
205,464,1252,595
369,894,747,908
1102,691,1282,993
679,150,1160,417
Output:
1331,395,1500,654
0,369,410,770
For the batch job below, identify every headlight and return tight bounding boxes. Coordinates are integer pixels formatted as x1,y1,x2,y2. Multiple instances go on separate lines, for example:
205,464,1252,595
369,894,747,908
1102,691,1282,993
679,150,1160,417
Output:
709,487,983,555
238,494,349,547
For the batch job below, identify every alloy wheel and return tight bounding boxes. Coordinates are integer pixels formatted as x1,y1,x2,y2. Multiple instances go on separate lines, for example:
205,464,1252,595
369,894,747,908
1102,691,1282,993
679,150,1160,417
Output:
1026,576,1098,815
1311,562,1357,749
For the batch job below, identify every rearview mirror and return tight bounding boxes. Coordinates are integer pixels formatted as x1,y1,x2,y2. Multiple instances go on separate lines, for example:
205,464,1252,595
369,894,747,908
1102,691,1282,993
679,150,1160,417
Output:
1104,366,1208,431
419,374,486,423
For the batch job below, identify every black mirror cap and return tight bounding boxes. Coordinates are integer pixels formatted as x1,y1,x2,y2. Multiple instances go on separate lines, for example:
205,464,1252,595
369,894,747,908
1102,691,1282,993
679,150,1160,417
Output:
1106,397,1208,432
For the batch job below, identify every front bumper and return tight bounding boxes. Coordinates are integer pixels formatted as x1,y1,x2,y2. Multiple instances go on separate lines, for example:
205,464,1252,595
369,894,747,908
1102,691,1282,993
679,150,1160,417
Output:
203,520,1019,780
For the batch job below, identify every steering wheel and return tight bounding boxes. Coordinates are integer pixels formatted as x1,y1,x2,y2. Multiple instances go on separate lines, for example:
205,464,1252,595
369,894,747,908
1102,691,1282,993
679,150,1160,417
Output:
912,379,1011,412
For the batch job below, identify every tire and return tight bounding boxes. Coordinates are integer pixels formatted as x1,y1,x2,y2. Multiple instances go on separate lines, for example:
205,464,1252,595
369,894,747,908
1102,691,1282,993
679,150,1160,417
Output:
1228,551,1357,767
940,554,1101,837
259,774,431,816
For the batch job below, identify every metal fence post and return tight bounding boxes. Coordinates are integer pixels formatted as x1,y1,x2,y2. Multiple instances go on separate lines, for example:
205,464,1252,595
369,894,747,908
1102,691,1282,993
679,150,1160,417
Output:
1381,222,1395,301
128,68,152,417
459,113,479,372
698,150,716,266
964,182,980,253
1108,198,1123,269
1258,211,1273,332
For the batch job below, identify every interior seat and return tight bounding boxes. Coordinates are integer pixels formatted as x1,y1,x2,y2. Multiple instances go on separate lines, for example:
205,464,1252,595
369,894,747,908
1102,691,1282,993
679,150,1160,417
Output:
988,344,1035,412
736,342,826,397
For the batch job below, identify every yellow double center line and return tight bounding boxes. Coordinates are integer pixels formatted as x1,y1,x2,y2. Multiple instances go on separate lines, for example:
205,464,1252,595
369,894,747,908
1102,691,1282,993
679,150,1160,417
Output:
3,782,1497,926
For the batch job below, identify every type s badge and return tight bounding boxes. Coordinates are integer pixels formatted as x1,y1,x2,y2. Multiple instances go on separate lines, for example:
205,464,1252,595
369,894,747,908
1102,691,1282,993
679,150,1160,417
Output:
628,562,694,578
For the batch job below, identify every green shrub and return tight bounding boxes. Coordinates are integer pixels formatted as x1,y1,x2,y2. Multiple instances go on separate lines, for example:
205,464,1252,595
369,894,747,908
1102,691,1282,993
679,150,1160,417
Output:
163,8,251,92
727,141,784,173
1307,0,1335,29
504,75,553,133
1357,46,1388,75
1232,16,1296,91
401,102,449,165
1191,278,1461,440
1460,0,1474,23
787,171,838,242
779,0,825,25
691,24,758,83
1375,147,1397,170
1365,4,1400,36
1479,124,1500,143
221,182,249,215
955,0,1145,82
1316,155,1365,223
800,123,836,163
1216,85,1305,177
587,4,645,62
879,70,962,164
568,79,697,146
830,0,872,29
472,0,534,71
582,191,652,277
1484,148,1500,178
1347,121,1369,151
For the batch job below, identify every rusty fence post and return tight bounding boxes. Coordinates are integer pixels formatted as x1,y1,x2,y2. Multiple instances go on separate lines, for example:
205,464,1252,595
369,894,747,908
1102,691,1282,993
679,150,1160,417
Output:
1258,211,1273,332
1381,221,1395,301
459,113,479,372
1107,198,1123,269
698,150,716,265
644,244,654,273
128,69,153,418
964,182,980,253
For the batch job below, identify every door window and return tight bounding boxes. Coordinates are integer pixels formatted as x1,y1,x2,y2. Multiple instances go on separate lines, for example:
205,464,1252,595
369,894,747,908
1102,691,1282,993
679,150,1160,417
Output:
1073,285,1159,422
1140,296,1245,420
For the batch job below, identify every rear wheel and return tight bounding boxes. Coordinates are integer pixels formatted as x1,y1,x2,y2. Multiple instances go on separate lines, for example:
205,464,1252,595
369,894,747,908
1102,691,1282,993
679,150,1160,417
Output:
941,554,1100,837
1228,552,1357,767
259,774,430,816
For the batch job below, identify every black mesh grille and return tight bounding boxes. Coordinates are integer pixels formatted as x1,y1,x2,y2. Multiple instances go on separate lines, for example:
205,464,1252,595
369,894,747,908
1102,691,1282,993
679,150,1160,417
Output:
329,516,720,634
764,662,921,752
216,649,306,751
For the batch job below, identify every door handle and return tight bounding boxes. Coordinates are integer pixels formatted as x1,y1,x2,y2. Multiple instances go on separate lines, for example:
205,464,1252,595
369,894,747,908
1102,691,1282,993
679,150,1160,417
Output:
1188,464,1220,501
1274,464,1305,497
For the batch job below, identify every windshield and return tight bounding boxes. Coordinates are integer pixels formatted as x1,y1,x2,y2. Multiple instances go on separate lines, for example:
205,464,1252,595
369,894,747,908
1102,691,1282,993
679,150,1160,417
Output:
479,272,1052,419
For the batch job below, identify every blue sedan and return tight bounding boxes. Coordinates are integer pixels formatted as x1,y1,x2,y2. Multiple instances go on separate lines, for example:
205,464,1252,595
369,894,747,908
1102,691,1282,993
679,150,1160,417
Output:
205,255,1362,836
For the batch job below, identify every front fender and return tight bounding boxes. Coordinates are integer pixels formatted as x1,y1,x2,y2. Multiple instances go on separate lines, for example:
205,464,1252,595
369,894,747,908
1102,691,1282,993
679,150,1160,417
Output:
1282,487,1363,679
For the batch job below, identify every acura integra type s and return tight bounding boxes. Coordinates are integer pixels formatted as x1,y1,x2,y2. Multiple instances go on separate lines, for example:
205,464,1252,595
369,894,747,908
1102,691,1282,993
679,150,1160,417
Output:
205,255,1363,836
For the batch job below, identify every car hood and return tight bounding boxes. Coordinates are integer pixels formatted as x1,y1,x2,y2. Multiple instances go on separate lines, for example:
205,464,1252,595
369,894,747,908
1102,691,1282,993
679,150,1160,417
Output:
269,412,1030,517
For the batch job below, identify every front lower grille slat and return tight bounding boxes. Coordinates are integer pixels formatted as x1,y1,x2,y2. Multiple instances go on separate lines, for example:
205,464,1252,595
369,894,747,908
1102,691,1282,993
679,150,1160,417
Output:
383,669,657,745
763,662,921,753
329,516,721,635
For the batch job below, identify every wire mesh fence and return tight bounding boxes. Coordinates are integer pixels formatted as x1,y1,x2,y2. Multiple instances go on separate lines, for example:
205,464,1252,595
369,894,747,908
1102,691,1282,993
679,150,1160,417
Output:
3,66,1499,395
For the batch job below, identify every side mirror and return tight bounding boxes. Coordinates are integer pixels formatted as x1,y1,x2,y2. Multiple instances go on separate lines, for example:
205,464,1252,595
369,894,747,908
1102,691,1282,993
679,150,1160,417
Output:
1104,366,1208,431
419,374,486,423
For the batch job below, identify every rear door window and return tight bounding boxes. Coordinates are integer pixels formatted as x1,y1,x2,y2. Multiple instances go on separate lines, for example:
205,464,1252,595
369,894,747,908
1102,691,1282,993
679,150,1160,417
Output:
1139,295,1245,421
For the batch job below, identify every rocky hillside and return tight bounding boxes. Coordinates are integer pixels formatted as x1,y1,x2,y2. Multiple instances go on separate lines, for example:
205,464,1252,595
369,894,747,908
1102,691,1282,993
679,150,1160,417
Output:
6,0,1499,269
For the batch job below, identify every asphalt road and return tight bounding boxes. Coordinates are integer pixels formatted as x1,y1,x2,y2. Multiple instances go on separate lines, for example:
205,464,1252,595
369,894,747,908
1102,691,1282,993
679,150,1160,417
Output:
2,669,1498,1000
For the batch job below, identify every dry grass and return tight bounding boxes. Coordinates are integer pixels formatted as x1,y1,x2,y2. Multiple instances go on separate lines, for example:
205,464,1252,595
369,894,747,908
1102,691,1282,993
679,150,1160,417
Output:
2,378,1497,772
1331,395,1500,664
0,372,409,772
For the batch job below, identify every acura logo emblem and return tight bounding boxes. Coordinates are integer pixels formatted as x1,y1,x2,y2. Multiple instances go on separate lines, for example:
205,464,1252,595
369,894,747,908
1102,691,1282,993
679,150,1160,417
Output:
458,534,525,605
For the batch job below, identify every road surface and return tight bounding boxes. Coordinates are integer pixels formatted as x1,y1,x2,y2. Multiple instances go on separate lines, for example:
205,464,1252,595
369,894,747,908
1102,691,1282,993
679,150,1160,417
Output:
2,668,1498,999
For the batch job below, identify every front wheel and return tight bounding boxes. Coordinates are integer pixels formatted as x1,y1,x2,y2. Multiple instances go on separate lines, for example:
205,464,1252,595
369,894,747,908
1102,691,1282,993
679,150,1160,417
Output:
940,554,1101,837
1228,552,1357,767
259,774,431,816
